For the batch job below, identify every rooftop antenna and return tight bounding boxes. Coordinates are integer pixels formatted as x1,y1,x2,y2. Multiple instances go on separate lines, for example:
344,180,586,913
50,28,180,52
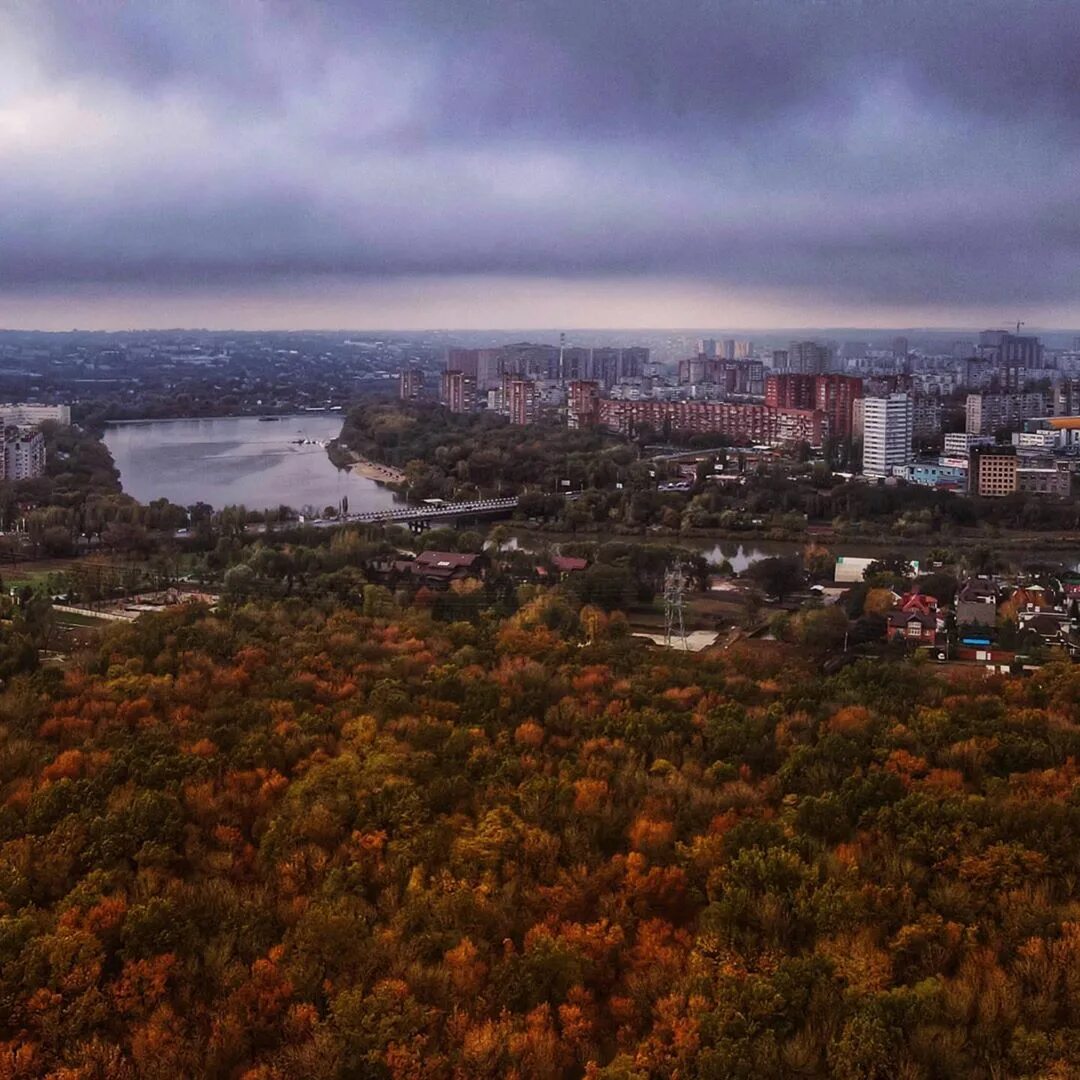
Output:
663,562,688,649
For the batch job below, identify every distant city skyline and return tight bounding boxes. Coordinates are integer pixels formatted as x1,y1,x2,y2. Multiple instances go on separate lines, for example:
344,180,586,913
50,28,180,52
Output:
4,1,1080,330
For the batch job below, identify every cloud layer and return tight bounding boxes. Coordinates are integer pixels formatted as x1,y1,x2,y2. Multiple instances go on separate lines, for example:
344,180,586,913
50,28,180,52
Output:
2,0,1079,326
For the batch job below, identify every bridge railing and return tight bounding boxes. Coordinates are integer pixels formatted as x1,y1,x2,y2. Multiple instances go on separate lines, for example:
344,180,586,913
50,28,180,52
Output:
346,496,520,523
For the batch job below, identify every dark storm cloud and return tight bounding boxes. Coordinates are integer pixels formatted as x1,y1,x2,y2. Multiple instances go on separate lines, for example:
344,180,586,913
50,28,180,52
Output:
3,0,1080,311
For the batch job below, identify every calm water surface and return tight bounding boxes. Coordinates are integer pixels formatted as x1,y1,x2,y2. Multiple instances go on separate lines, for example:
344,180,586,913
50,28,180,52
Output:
104,415,403,512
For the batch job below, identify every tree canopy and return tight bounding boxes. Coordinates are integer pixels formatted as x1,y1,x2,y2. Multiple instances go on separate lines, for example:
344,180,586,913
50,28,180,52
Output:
1,596,1080,1076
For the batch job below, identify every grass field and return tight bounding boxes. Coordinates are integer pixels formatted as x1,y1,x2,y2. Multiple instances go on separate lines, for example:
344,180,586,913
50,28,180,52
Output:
53,610,114,627
1,557,84,586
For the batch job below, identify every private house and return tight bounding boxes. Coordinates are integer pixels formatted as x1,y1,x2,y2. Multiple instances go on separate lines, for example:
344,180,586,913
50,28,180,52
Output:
371,551,488,590
410,551,487,588
956,579,998,628
1017,609,1069,645
536,554,589,582
897,591,938,617
887,609,938,645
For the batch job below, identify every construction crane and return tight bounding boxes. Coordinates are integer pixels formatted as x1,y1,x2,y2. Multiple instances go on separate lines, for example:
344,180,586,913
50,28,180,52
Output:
1016,320,1025,335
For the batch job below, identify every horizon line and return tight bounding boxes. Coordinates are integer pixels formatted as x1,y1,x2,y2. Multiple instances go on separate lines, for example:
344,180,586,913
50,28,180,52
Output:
3,325,1078,337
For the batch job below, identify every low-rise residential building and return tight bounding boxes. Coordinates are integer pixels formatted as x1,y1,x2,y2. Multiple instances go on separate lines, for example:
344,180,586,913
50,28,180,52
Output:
1012,429,1061,451
898,591,939,617
374,551,488,590
887,610,937,645
0,403,71,426
897,461,967,489
1017,460,1071,496
537,555,589,581
1018,610,1069,644
944,432,994,456
968,445,1072,497
956,580,998,627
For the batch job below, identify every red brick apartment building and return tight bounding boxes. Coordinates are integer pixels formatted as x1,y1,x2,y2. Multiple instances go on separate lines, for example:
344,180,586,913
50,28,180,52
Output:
597,399,828,446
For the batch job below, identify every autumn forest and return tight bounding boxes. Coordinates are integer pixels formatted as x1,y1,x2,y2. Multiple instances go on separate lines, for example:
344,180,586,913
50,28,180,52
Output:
2,590,1080,1078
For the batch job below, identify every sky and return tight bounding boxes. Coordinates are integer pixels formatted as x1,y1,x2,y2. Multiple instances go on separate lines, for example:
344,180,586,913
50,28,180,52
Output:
1,0,1079,332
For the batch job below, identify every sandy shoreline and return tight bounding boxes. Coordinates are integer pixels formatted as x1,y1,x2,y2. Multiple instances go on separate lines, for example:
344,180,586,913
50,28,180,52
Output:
350,458,406,484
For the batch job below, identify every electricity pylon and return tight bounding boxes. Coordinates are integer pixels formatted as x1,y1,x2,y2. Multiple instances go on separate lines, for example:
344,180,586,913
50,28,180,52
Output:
664,562,688,649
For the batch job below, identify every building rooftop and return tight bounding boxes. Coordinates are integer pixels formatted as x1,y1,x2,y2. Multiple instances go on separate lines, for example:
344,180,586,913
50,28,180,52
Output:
414,551,483,569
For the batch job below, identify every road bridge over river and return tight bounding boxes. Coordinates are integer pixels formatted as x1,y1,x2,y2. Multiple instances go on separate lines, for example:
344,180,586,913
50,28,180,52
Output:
346,496,520,531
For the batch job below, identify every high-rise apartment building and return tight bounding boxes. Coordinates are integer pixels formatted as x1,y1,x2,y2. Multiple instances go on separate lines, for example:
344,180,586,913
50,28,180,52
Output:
766,373,816,409
1054,378,1080,417
567,380,600,428
445,348,503,391
2,428,46,481
399,368,425,401
911,394,943,438
502,343,560,380
559,346,591,382
977,330,1042,369
767,374,862,438
506,378,539,426
591,346,649,388
815,375,864,440
698,338,718,358
441,370,477,413
722,339,736,361
618,347,648,381
446,348,479,378
965,392,1047,435
787,340,831,375
861,393,913,476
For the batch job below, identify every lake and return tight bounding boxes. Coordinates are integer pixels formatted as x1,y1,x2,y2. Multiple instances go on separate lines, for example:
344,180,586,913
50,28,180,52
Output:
104,415,404,513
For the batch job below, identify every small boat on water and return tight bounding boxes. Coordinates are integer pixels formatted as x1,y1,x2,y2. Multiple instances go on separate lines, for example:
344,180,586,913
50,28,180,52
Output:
258,416,280,422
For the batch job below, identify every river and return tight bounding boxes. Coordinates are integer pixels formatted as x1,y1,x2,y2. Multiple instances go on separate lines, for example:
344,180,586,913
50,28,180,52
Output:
103,415,403,513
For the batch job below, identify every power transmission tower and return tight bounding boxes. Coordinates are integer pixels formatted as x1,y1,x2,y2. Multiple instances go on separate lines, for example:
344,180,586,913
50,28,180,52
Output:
664,562,688,649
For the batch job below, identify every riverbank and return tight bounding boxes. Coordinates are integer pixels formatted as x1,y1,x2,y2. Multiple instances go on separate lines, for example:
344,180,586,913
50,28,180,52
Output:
324,438,407,485
349,458,407,485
